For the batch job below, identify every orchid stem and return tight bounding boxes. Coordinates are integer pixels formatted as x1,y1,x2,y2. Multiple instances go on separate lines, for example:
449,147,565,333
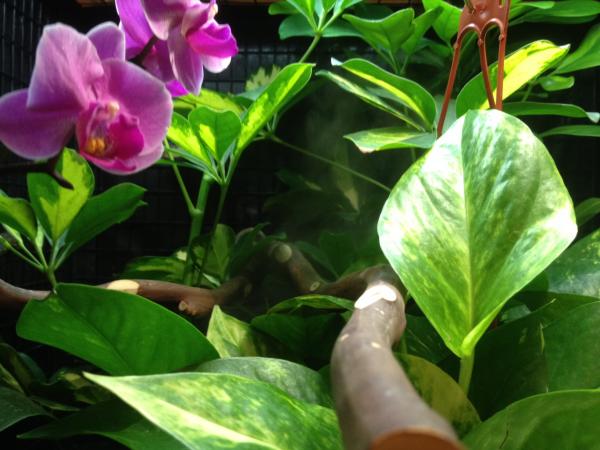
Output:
459,353,475,394
270,136,391,192
132,36,158,66
183,174,213,285
299,33,321,63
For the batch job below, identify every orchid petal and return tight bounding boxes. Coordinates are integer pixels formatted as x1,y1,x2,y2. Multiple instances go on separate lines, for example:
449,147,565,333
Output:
142,39,176,82
121,23,146,59
27,24,103,111
88,23,126,60
101,59,172,164
168,26,204,94
116,0,154,47
166,80,188,97
108,115,145,159
0,90,76,160
82,152,137,174
181,1,214,36
186,21,238,58
141,0,192,40
200,55,231,73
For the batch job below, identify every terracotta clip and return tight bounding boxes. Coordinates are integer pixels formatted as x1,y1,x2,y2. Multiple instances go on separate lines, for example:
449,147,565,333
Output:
437,0,511,137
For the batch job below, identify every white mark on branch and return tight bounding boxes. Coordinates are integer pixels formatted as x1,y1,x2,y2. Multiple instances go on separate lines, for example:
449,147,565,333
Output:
355,283,397,310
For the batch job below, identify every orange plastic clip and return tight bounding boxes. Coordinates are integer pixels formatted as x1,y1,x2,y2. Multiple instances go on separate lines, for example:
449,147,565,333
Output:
437,0,511,137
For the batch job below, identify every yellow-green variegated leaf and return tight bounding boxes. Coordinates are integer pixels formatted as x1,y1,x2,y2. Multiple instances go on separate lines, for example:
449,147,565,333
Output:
236,63,312,155
87,372,343,450
343,9,415,55
335,58,437,129
189,106,241,162
455,41,569,117
378,110,576,357
345,127,435,153
167,112,212,170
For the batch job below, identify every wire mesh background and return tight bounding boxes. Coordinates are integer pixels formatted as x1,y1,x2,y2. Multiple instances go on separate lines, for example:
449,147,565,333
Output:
0,0,598,289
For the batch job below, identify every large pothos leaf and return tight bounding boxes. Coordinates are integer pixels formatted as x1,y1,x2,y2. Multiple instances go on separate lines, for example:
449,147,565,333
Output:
17,284,218,375
195,357,333,408
87,372,343,450
512,0,600,25
236,63,313,155
378,110,576,357
0,386,50,432
542,227,600,298
575,197,600,226
464,390,600,450
207,306,270,358
398,354,480,437
503,102,600,123
557,23,600,73
455,41,569,117
27,149,94,244
21,399,187,450
544,301,600,391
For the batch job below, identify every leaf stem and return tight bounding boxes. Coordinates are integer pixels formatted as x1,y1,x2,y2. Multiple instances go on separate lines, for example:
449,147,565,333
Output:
169,152,195,215
459,352,475,394
183,174,213,285
299,33,322,63
270,135,391,192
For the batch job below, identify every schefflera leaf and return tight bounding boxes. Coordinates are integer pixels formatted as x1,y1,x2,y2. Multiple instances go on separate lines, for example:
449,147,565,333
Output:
378,109,576,357
86,372,343,450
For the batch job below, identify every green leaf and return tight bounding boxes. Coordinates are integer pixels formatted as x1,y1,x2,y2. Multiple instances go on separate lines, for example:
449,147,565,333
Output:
470,310,547,419
195,357,333,407
332,0,362,16
422,0,461,43
345,127,435,153
404,315,450,364
343,9,415,55
544,302,600,390
503,102,599,122
236,63,313,155
464,390,600,450
167,112,212,169
378,110,577,357
0,194,37,243
538,74,575,91
398,354,480,437
61,183,145,261
189,107,241,162
512,0,600,24
540,124,600,138
557,23,600,73
27,149,94,244
0,386,49,432
17,284,218,375
401,7,443,55
21,399,187,450
268,1,298,16
120,255,185,283
575,197,600,226
87,372,343,450
268,295,354,314
279,14,358,39
207,306,271,358
455,41,569,117
286,0,317,29
193,224,236,280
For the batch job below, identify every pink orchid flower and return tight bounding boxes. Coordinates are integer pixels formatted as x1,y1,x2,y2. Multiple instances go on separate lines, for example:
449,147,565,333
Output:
0,23,172,175
116,0,238,95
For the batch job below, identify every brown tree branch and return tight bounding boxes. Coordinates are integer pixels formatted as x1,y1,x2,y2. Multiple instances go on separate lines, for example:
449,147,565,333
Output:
331,276,464,450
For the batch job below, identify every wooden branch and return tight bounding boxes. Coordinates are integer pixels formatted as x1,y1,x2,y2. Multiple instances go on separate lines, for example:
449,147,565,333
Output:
331,277,464,450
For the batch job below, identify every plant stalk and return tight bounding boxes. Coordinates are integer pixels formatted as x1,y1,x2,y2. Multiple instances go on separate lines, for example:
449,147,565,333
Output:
270,136,391,192
299,33,322,63
459,352,475,394
183,174,213,285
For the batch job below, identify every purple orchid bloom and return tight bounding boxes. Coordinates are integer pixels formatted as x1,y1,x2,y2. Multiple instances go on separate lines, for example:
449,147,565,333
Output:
0,23,172,174
116,0,238,95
